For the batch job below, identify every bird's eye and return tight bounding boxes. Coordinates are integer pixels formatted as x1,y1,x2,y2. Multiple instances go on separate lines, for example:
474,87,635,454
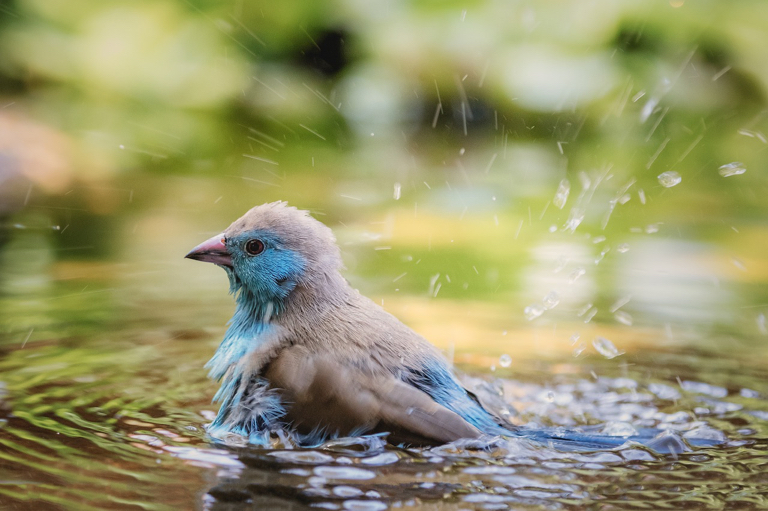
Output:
244,239,265,256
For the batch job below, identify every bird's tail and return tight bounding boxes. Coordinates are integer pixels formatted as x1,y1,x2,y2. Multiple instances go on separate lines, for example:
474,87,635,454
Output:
512,425,723,454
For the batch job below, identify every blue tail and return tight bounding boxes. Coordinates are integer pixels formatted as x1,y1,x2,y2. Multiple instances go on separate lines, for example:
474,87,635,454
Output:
406,362,723,454
513,426,721,454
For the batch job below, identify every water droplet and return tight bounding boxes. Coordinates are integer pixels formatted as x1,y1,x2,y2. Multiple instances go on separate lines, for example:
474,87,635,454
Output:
592,337,623,359
542,291,560,310
563,209,584,232
638,188,646,204
616,243,630,253
614,311,633,325
595,246,610,265
569,332,580,345
578,171,591,190
645,223,660,234
640,96,659,122
569,267,586,283
393,182,401,200
553,178,570,209
718,162,746,177
576,303,593,316
758,313,767,335
499,354,512,368
524,303,545,320
657,171,682,187
618,193,631,205
572,342,586,357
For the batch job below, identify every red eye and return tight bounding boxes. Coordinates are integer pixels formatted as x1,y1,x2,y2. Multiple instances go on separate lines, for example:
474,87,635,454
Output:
245,239,265,256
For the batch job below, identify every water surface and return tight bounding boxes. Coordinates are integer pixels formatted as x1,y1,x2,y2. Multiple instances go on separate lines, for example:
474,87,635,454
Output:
2,167,767,510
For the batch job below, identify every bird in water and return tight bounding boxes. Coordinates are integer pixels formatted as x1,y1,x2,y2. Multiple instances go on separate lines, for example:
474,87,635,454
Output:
186,202,717,453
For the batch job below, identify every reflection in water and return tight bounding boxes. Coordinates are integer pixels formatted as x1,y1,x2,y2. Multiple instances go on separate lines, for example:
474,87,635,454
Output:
1,169,767,508
617,239,734,327
1,300,767,510
198,363,766,510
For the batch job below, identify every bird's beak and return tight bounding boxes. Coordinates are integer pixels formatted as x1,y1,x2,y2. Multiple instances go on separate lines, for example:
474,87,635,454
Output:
185,233,232,267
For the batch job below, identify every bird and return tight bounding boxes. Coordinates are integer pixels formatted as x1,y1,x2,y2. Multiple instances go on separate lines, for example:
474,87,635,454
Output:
186,201,718,453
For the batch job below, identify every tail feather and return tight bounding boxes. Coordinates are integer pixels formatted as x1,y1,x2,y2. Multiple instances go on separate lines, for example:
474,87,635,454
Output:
514,426,722,454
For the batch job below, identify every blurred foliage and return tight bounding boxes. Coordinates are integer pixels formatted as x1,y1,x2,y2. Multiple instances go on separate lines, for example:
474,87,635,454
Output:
0,0,767,336
0,0,767,179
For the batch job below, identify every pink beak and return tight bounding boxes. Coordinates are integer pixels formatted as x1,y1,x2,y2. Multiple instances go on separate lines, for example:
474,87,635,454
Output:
185,233,232,267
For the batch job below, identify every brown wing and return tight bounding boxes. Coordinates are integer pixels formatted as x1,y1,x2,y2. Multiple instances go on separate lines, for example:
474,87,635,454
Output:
264,345,481,446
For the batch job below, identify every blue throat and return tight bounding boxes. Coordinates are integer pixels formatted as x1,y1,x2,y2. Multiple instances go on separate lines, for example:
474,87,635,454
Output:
206,270,288,437
206,282,279,381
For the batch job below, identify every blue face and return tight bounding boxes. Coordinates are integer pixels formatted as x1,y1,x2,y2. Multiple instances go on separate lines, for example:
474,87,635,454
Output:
224,230,306,304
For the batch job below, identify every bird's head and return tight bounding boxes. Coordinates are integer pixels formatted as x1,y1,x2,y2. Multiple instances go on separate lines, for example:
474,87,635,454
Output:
185,202,342,307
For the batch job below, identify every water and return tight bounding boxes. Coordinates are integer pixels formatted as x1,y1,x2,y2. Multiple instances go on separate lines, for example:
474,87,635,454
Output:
1,169,768,510
614,311,634,326
591,337,623,359
524,303,545,321
2,0,768,507
718,162,746,177
552,179,570,210
3,308,767,510
542,291,560,310
657,171,682,188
